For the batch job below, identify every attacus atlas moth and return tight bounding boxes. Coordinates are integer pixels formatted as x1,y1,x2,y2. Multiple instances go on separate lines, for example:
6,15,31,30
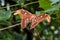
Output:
14,9,51,29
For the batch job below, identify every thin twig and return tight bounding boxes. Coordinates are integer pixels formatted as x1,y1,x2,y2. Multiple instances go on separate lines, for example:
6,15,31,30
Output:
0,23,21,31
2,1,39,9
23,1,39,7
2,4,19,9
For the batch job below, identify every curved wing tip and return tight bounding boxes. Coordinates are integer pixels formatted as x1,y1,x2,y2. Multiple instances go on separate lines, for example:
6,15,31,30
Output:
47,15,51,23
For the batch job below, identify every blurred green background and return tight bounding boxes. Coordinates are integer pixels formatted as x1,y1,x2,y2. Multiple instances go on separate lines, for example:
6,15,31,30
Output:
0,0,60,40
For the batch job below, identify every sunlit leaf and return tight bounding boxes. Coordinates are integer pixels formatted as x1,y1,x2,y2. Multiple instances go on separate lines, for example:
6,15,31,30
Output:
50,0,59,4
54,30,58,34
1,0,5,6
50,26,55,30
6,3,10,10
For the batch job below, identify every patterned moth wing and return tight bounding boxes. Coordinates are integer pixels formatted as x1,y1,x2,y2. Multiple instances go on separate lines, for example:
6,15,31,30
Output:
14,9,33,29
14,9,51,29
30,14,51,29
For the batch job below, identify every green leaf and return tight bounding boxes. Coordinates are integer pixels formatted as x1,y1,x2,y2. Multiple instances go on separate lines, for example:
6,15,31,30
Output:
3,34,14,40
6,10,12,19
23,34,27,40
36,24,41,32
44,3,60,13
35,11,40,16
0,20,11,26
39,0,51,10
0,9,11,20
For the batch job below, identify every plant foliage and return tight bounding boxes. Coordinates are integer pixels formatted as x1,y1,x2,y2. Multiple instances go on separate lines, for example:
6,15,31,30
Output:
0,0,60,40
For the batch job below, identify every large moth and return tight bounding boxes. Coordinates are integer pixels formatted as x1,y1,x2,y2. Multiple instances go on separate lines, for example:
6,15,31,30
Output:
14,9,51,29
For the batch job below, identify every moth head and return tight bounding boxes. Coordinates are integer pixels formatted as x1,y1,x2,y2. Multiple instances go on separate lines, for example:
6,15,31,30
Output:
14,9,21,15
14,9,26,15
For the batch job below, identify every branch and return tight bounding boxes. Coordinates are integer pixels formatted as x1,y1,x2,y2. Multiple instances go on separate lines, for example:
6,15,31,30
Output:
2,1,39,9
0,23,21,31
